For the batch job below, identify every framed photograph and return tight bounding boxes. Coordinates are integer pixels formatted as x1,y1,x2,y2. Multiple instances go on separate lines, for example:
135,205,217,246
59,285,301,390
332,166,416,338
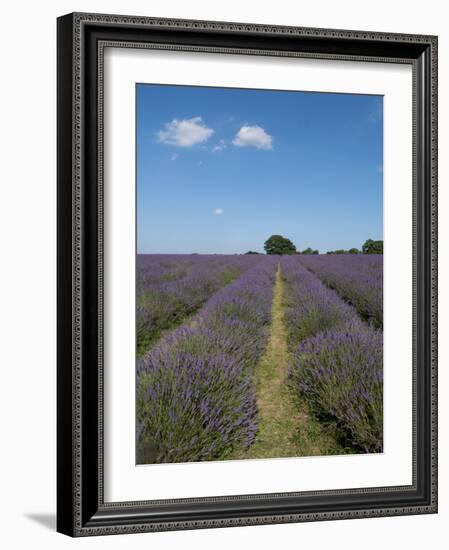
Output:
57,12,438,536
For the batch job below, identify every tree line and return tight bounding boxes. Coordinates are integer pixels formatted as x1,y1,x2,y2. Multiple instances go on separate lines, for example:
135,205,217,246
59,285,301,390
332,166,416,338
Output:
245,235,383,255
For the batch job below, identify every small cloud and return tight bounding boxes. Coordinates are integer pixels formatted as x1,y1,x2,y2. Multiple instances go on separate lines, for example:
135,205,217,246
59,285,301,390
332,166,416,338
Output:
232,125,273,150
212,140,227,153
157,116,214,147
213,208,224,216
377,163,383,173
198,160,203,166
170,153,179,161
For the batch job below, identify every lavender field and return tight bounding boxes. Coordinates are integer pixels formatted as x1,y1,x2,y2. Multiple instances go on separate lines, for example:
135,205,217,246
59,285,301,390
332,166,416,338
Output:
136,253,383,464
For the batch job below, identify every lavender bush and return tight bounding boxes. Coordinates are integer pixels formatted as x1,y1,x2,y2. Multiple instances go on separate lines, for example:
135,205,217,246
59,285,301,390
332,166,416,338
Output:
298,254,383,328
281,256,383,452
137,342,257,462
137,254,260,354
289,330,383,452
137,258,277,463
281,256,364,343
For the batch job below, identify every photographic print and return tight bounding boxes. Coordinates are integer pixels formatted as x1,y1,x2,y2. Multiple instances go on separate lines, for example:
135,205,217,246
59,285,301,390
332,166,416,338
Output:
135,84,384,465
57,14,437,534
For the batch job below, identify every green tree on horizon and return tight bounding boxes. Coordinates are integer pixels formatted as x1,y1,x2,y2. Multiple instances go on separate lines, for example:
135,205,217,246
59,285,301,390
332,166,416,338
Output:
362,239,383,254
264,235,297,255
301,247,319,255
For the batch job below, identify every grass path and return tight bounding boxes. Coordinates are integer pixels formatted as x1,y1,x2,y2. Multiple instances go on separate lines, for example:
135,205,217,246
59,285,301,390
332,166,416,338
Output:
232,263,340,459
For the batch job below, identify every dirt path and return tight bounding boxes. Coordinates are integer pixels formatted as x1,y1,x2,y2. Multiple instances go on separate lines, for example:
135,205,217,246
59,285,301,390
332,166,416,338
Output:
233,263,340,459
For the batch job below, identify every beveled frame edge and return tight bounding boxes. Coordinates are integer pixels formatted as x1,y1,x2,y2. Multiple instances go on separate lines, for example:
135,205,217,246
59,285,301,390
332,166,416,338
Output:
57,11,438,537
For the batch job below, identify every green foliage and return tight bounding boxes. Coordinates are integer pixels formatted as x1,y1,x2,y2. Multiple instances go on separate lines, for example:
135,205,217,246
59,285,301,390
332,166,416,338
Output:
264,234,296,255
362,239,383,254
302,240,383,256
326,249,358,254
301,247,319,255
245,250,260,255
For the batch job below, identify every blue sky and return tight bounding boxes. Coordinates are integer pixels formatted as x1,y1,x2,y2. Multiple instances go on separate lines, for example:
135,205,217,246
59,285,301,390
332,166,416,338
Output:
137,84,383,254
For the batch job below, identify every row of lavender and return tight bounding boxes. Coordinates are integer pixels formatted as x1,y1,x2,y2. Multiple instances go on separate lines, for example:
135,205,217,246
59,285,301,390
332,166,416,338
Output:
137,254,261,355
137,257,278,463
298,254,383,328
281,256,383,452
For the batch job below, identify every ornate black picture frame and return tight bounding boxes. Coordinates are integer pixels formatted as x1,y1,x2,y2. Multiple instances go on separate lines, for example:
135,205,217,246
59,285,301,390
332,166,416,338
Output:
57,12,438,537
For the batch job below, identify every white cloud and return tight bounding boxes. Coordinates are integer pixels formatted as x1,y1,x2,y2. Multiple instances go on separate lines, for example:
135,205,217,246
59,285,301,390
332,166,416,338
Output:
213,208,224,216
170,153,179,161
212,140,227,152
157,116,214,147
232,125,273,150
376,163,383,173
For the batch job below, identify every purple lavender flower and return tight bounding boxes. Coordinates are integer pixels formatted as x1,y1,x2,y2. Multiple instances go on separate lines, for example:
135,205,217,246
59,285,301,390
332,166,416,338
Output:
281,255,383,452
298,254,383,328
281,256,364,343
289,329,383,452
136,254,263,354
137,257,278,463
